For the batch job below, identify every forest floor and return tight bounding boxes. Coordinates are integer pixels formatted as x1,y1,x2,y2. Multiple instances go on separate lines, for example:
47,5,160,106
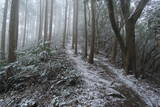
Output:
0,43,160,107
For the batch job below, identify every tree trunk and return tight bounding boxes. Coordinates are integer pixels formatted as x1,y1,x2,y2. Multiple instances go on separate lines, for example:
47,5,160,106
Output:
44,0,49,43
88,0,96,64
107,0,126,55
66,3,71,42
38,0,43,43
48,0,54,47
111,37,118,63
125,21,137,77
72,0,75,49
8,0,19,63
62,0,68,48
1,0,9,60
74,0,78,55
108,0,149,77
84,0,88,58
95,18,99,54
120,0,149,77
22,0,28,48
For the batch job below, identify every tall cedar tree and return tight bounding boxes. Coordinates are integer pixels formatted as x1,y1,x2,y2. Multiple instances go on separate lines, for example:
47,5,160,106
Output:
74,0,78,55
88,0,96,64
22,0,28,48
8,0,19,63
48,0,54,47
0,0,9,60
62,0,68,48
44,0,49,42
84,0,88,59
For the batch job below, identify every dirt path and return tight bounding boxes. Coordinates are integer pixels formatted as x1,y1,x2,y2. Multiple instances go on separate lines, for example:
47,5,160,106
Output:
67,44,160,107
95,55,160,107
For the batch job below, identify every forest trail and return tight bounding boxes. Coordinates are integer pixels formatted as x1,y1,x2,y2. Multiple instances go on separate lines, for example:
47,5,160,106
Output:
67,43,160,107
0,44,160,107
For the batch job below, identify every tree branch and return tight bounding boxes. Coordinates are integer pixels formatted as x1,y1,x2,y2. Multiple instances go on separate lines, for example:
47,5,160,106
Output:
129,0,149,22
107,0,126,53
120,0,130,22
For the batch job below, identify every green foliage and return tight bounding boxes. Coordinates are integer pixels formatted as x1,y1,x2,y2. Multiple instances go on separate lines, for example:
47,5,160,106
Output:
0,60,7,70
18,42,50,65
17,41,52,57
0,41,55,72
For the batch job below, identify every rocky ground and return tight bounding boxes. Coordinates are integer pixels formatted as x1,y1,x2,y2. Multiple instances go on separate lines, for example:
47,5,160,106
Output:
0,44,160,107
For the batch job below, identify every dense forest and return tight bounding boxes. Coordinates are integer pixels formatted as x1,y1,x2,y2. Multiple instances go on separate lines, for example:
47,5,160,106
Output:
0,0,160,106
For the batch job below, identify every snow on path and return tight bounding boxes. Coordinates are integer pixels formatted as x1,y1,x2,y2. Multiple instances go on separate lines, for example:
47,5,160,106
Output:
95,55,160,107
66,42,160,107
66,45,125,107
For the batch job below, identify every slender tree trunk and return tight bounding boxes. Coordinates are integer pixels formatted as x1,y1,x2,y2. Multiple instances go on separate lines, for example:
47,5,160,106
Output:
95,18,99,54
53,5,57,47
44,0,49,43
88,0,96,64
48,0,54,47
38,0,43,43
22,0,28,48
62,0,68,48
66,3,71,42
8,0,19,63
74,0,78,55
1,0,9,60
72,2,75,49
111,37,118,63
84,0,88,58
35,7,39,43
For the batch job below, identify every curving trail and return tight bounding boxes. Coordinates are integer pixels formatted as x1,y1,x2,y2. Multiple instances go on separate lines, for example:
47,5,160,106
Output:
67,43,160,107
